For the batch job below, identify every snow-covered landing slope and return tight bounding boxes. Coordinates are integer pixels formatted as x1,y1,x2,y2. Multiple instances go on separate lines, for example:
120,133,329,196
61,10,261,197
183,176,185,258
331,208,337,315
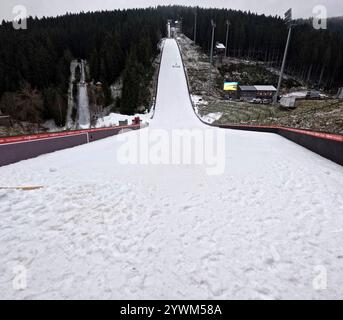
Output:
1,39,343,300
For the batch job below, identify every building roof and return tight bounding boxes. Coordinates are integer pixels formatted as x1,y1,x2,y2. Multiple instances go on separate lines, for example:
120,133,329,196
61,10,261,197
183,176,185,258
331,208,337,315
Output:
239,85,257,91
254,85,277,91
239,85,277,92
216,43,226,49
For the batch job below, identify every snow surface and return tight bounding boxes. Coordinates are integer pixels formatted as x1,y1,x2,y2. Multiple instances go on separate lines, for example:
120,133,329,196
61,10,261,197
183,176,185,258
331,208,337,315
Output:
190,95,221,124
77,61,90,129
65,60,80,129
95,112,151,128
201,112,223,124
282,91,328,99
41,120,62,132
77,85,90,129
152,40,201,130
282,91,308,98
1,39,343,300
191,95,208,107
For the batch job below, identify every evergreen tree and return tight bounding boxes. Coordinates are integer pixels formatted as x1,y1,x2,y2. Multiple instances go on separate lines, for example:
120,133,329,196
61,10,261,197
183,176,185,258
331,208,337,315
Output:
121,54,140,115
14,82,44,124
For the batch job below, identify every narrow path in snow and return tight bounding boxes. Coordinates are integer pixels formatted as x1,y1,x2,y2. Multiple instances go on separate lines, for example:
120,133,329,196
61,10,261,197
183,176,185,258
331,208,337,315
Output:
0,39,343,300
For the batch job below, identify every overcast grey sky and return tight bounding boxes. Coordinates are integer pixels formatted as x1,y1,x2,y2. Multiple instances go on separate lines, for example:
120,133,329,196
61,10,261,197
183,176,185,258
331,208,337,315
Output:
1,0,342,21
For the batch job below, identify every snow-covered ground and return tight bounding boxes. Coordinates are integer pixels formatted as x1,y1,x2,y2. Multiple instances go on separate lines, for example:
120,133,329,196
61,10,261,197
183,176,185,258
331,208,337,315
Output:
41,120,62,132
191,95,222,124
191,95,223,124
65,60,79,129
282,90,328,99
95,111,151,128
77,60,90,129
200,112,222,124
65,60,91,130
1,39,343,300
282,91,308,98
77,84,90,129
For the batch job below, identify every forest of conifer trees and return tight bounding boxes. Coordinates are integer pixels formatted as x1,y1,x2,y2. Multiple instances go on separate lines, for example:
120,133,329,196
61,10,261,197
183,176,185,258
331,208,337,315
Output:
0,6,342,127
0,8,165,126
178,7,343,90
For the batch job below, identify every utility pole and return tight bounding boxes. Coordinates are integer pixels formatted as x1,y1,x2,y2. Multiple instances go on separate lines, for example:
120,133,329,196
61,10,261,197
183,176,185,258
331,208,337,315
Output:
274,8,293,104
225,20,230,58
209,20,216,86
194,11,197,44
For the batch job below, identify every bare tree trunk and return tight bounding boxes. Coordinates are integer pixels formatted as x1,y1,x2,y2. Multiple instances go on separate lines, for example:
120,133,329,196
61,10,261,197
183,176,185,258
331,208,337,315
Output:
306,64,313,85
318,65,325,88
301,66,307,82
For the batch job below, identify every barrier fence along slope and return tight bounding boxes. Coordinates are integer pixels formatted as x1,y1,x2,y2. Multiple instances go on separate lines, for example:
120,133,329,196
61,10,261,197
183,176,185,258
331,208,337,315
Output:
0,124,146,167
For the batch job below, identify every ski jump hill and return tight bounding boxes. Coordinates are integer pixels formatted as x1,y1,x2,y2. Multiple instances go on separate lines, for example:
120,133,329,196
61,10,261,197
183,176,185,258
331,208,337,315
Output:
0,39,343,299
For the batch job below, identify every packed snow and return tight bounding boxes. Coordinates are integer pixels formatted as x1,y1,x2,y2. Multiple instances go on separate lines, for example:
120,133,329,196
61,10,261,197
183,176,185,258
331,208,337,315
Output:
282,90,327,99
1,39,343,300
200,112,222,124
95,112,151,128
191,95,221,124
65,60,79,129
77,84,90,129
41,120,62,132
191,94,208,107
77,60,90,129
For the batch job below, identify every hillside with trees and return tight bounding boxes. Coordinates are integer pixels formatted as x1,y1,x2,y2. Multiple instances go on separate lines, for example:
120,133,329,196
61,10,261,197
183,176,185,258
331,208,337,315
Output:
178,7,343,90
0,6,342,130
0,9,164,128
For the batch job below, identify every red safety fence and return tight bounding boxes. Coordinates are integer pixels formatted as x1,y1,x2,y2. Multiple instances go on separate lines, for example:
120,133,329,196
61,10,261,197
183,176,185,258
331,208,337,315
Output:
218,123,343,143
0,124,141,145
280,127,343,143
0,120,342,167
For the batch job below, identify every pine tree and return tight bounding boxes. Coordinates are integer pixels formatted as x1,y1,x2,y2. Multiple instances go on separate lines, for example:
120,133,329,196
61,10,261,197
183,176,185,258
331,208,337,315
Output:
15,82,44,124
120,54,140,115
